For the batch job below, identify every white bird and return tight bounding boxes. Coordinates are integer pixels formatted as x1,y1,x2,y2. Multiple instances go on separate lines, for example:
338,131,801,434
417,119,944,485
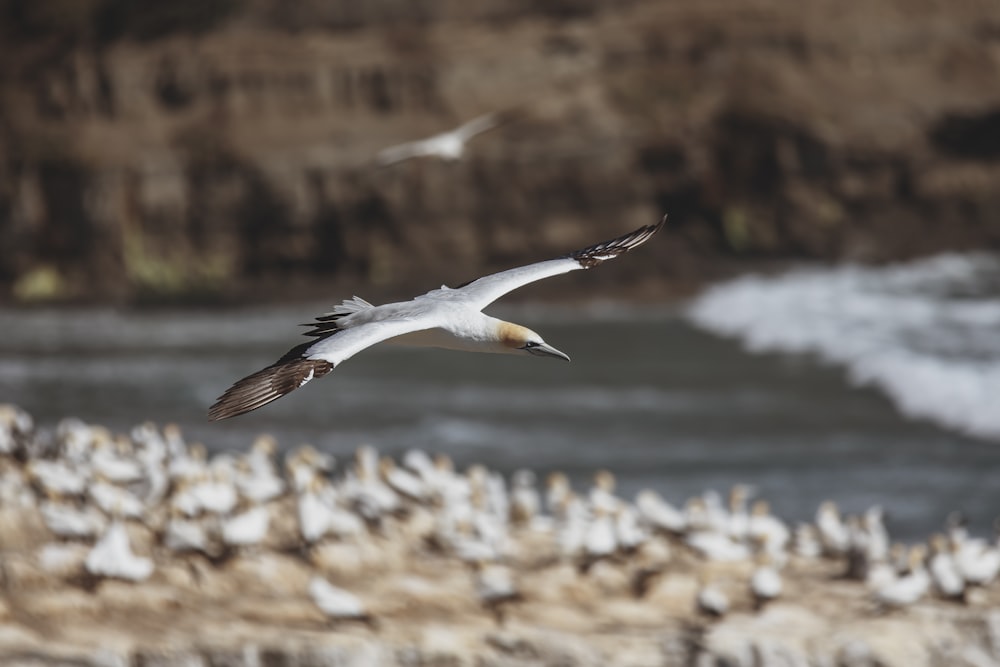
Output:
28,459,89,497
85,521,154,582
816,500,850,556
750,557,783,608
297,476,365,543
793,523,823,559
40,499,107,539
954,539,1000,586
163,512,217,556
927,533,964,599
474,561,520,621
379,457,427,502
747,500,790,555
89,477,145,519
584,506,618,561
221,505,271,548
208,218,666,420
873,545,930,608
614,505,647,551
696,578,730,617
509,469,541,526
235,435,285,503
308,577,371,623
375,112,501,166
635,489,687,535
0,403,33,456
685,530,751,562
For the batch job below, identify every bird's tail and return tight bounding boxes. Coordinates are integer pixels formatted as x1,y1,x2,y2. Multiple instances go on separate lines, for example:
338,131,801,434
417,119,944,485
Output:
208,353,333,421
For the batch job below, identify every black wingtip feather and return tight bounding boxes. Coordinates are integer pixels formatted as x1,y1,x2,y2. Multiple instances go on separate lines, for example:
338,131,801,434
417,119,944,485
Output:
567,215,667,269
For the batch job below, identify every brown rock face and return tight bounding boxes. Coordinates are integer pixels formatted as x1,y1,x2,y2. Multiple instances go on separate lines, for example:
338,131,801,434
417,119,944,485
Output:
1,0,999,303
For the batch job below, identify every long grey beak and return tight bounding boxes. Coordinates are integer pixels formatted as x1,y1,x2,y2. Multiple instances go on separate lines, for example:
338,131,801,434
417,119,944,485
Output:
528,342,571,362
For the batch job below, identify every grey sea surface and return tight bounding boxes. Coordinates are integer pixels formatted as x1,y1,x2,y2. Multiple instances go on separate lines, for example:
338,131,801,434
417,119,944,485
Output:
1,299,998,542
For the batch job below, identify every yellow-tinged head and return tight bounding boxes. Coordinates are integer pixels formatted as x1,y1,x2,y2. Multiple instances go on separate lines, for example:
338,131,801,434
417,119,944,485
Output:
496,321,570,361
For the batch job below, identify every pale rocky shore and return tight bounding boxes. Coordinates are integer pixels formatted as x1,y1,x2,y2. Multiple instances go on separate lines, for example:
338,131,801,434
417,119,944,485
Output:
1,404,1000,667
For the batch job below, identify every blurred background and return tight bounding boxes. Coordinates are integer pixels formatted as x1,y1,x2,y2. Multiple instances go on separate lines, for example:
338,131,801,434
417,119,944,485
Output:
1,0,999,539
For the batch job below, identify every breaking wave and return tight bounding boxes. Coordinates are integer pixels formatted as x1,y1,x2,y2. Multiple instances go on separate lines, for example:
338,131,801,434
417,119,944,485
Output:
687,254,1000,440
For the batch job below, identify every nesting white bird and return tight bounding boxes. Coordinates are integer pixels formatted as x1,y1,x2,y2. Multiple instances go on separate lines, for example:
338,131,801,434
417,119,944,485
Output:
40,499,107,540
635,489,687,535
163,510,217,556
588,469,622,515
0,403,33,456
308,577,371,623
343,446,400,520
89,476,145,519
862,505,890,563
221,505,271,548
85,521,154,581
614,505,647,552
584,506,618,561
90,442,144,484
747,500,790,556
545,472,572,517
793,523,823,559
726,485,753,540
872,545,930,609
209,218,666,420
190,470,238,516
474,561,520,621
235,435,285,503
509,469,541,526
555,493,589,558
298,476,365,543
685,530,751,562
696,577,730,617
954,538,1000,586
379,457,427,502
375,112,501,166
750,556,783,609
928,533,964,599
28,459,89,497
816,500,850,556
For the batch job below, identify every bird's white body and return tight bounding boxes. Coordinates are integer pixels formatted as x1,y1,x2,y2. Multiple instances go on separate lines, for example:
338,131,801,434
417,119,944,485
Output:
308,577,368,620
697,583,730,617
376,113,500,166
85,521,154,581
222,505,270,547
40,500,107,539
210,218,666,421
873,548,930,608
636,490,687,534
751,564,783,603
475,562,519,605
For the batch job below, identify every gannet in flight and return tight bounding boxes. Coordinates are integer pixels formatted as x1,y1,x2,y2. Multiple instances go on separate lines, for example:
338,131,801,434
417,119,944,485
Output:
208,216,666,420
375,113,501,166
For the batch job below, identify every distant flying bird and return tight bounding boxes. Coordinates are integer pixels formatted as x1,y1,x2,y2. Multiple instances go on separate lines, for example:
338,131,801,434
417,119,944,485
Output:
208,216,666,421
375,112,501,165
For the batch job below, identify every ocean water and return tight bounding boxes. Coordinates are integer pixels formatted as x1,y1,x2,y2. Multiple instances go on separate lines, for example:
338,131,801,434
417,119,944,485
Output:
688,253,1000,440
2,260,999,542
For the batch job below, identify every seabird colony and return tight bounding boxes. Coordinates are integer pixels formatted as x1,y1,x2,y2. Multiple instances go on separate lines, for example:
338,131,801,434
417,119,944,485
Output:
2,403,999,629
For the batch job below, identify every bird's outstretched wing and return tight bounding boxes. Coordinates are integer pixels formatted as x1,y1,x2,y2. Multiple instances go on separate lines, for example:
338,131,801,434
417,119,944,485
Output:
209,314,440,421
454,112,500,140
454,215,666,310
375,141,430,166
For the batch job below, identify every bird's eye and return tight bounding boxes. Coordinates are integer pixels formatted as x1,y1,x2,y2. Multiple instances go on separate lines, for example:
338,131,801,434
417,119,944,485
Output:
522,341,540,349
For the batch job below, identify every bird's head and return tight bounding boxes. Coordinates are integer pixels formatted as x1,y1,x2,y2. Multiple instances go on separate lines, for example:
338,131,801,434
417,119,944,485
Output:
497,322,570,361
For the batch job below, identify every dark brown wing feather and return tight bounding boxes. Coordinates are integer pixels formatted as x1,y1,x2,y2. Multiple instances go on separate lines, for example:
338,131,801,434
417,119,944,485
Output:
208,341,333,421
565,214,667,269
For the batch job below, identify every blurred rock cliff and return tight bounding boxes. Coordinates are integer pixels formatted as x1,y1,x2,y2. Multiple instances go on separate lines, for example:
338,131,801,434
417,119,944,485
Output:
1,0,999,303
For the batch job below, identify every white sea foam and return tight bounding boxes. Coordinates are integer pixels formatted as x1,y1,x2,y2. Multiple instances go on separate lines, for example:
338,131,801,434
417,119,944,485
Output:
687,254,1000,440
